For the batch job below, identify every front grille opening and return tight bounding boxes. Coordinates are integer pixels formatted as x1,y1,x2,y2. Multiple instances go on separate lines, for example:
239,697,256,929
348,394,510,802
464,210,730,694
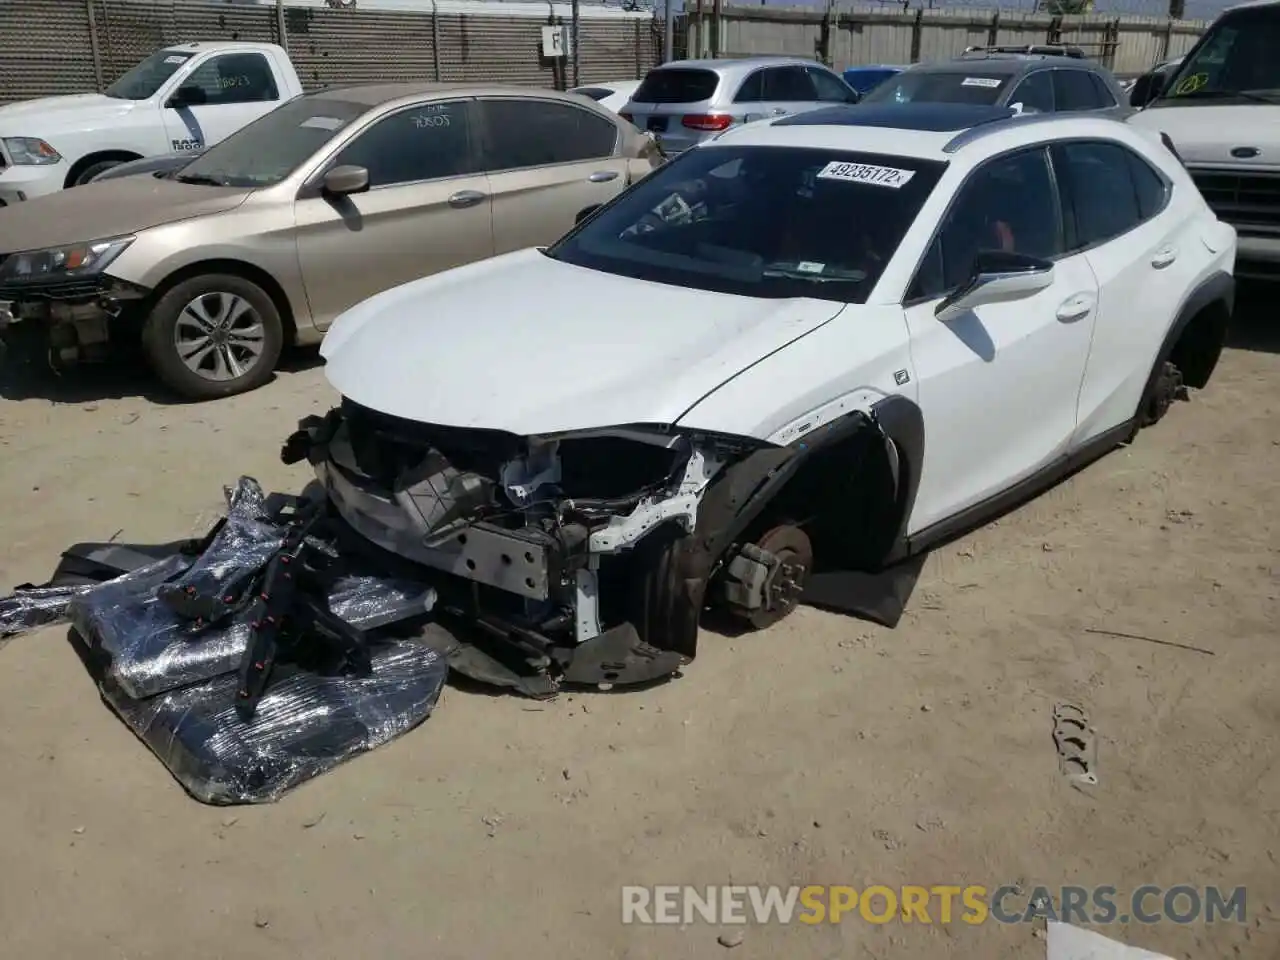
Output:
1189,167,1280,235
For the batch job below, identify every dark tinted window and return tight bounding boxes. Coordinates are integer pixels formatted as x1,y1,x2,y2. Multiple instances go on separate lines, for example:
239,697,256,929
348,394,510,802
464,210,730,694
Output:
1011,70,1054,113
334,101,477,188
1053,141,1143,248
179,96,366,187
862,70,1012,106
550,146,946,302
911,148,1060,300
633,68,719,104
1053,69,1104,111
808,66,857,102
480,99,617,169
734,71,765,103
183,53,279,106
1087,71,1117,106
1126,149,1169,220
766,66,818,100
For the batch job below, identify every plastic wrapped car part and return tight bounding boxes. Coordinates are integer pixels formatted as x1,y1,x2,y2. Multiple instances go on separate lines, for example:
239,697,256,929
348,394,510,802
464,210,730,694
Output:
102,635,451,805
0,554,193,644
71,562,438,701
157,477,288,625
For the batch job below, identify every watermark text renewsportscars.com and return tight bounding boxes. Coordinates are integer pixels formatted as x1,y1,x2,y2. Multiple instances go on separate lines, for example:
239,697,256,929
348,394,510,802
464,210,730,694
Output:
621,884,1247,926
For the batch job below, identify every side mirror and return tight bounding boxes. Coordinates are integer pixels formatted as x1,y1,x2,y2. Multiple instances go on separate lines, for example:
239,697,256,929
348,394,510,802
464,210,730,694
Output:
322,164,370,197
166,85,207,109
1129,70,1167,109
935,250,1054,323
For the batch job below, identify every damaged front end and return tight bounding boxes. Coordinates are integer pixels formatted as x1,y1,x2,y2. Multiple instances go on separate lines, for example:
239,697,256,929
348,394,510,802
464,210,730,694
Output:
283,401,760,696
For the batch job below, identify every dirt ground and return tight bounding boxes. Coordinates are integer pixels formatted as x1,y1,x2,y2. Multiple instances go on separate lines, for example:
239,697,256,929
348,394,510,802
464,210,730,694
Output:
0,291,1276,960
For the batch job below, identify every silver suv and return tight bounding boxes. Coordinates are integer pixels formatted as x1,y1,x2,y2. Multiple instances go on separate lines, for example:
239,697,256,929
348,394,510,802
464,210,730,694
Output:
619,56,860,155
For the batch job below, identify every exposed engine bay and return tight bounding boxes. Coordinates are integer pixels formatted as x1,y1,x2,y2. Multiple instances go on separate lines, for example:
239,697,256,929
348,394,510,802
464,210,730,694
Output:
281,399,923,697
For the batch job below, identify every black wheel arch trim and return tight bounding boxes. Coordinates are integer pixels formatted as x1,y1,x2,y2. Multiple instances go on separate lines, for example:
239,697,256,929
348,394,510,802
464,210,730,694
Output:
1155,269,1233,370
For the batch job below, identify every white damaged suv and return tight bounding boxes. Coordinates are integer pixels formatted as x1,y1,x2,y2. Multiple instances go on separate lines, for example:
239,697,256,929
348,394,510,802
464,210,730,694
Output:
289,102,1235,693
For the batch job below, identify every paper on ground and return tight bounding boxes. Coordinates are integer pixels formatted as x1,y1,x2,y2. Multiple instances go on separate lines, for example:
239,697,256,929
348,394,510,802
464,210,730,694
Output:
1047,921,1177,960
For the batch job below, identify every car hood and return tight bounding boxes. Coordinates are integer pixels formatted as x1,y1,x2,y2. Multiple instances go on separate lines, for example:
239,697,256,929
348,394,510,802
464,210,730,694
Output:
1129,104,1280,168
321,248,845,437
0,93,135,129
0,176,251,251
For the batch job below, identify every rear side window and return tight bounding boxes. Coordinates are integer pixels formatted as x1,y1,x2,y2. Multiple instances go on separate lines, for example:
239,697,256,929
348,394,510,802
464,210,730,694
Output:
633,68,719,104
1086,72,1117,107
1053,141,1144,249
808,66,856,102
1053,69,1105,111
1011,70,1054,113
767,66,819,100
479,99,618,170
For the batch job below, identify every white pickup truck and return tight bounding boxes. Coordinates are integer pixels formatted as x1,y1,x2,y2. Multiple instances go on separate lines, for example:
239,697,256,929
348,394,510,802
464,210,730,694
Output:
0,41,303,206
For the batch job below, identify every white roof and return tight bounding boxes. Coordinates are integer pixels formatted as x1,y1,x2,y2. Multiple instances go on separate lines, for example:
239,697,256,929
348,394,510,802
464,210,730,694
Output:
707,111,1152,167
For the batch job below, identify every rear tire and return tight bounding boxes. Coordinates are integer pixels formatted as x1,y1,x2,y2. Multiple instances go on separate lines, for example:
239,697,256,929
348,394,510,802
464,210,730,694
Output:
1138,359,1188,428
142,273,283,401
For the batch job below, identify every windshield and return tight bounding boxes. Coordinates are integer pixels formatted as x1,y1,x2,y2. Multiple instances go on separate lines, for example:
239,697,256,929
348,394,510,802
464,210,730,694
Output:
862,70,1011,106
1156,8,1280,103
174,97,368,188
548,145,946,302
105,50,195,100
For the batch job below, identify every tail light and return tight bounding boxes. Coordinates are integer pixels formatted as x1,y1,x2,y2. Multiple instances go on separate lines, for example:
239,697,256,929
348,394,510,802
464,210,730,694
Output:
681,113,732,132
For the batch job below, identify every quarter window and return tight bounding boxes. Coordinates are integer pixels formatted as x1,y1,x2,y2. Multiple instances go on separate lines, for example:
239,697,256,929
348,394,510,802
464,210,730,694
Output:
1127,150,1170,220
910,147,1061,300
1052,141,1145,249
480,99,618,170
333,100,477,188
182,53,279,106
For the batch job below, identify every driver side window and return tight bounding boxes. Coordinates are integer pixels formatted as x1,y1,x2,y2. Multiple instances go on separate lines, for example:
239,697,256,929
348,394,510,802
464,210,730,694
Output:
909,147,1062,301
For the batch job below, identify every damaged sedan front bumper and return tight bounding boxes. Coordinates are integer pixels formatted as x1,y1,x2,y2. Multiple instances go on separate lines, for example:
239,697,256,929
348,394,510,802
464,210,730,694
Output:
282,401,750,696
0,273,150,367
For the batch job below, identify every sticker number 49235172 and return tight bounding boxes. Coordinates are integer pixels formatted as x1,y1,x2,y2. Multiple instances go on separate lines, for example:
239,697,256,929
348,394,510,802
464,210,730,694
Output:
815,160,916,189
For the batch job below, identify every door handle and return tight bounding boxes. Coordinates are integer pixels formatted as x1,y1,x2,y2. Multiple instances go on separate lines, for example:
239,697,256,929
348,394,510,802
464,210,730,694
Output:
1055,293,1095,323
1151,246,1178,269
771,107,788,115
587,170,619,183
448,190,487,208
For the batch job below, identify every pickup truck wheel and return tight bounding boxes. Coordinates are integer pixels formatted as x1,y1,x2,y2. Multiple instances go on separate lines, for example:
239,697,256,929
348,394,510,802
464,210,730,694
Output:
74,159,126,185
142,274,283,400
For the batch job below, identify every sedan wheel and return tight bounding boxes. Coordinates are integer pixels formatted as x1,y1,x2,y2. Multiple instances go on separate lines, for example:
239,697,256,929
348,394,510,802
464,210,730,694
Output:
142,273,284,400
174,292,267,382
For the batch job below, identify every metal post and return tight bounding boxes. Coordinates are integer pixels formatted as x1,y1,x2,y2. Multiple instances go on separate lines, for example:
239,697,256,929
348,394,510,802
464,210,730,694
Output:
276,0,288,52
711,0,721,58
664,0,675,63
571,0,581,87
86,0,104,91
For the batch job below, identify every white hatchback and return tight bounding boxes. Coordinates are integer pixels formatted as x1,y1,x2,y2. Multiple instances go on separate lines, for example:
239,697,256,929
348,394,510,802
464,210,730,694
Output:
300,101,1236,691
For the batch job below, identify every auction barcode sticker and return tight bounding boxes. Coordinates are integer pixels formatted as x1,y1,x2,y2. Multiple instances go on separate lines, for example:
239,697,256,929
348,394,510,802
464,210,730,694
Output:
815,161,917,189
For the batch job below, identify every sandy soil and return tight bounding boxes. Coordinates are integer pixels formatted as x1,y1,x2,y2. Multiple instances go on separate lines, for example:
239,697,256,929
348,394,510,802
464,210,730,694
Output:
0,295,1276,960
